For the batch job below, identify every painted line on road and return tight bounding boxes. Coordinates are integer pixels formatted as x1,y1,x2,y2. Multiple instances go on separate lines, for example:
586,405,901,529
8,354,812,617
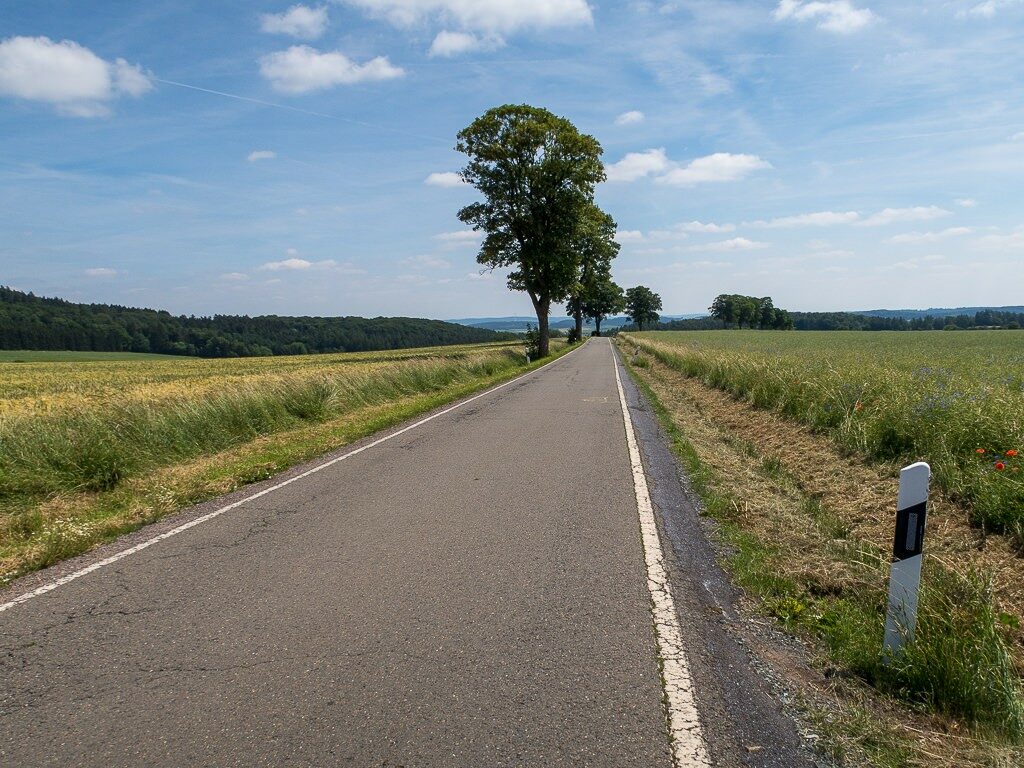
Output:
0,344,582,615
613,351,711,768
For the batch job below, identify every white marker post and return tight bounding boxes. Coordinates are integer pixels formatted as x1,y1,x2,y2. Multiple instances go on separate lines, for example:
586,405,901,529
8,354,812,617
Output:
882,462,931,661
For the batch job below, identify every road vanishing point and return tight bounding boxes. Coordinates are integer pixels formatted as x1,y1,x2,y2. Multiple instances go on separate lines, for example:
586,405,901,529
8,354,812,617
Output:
1,339,816,767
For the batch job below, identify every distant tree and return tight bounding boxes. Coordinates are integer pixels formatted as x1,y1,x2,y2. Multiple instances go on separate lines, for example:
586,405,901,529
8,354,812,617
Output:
582,273,626,336
565,204,620,340
456,104,605,357
625,286,662,331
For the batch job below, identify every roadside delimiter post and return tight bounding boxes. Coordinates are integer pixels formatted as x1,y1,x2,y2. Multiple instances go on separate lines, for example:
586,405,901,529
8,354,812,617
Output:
882,461,931,661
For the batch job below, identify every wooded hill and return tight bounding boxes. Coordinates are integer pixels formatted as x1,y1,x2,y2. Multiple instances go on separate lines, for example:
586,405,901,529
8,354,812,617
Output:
0,287,515,358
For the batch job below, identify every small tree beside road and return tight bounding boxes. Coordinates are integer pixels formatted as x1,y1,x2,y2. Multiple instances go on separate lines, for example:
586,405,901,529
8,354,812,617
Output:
625,286,662,331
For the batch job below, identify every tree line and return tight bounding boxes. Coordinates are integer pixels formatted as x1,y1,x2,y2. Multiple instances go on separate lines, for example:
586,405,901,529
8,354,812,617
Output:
0,287,514,357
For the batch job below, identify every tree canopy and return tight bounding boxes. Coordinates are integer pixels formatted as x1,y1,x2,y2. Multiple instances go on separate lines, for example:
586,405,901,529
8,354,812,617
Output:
565,203,622,340
456,104,605,356
625,286,662,331
708,294,793,329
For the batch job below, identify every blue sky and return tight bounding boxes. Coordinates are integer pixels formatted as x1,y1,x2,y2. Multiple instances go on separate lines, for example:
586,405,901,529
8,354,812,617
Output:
2,1,1023,318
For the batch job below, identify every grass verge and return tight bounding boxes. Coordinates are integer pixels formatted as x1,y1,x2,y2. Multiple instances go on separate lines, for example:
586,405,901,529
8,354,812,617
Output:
1,343,575,584
621,341,1023,766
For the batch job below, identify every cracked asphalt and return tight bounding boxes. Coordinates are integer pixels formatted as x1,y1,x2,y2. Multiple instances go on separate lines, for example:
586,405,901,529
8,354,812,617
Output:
0,339,816,767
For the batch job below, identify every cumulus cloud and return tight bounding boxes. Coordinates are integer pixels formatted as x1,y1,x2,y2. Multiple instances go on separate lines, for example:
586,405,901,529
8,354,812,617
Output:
659,153,771,186
761,210,861,227
424,171,465,187
615,110,645,126
84,267,117,277
955,198,978,207
260,257,314,270
605,149,671,182
606,149,769,186
697,237,768,251
860,206,951,226
676,221,736,233
247,150,277,162
259,45,403,93
888,227,972,244
773,1,874,33
0,36,152,117
339,0,592,33
435,230,480,244
428,30,499,57
260,5,329,38
957,1,1021,18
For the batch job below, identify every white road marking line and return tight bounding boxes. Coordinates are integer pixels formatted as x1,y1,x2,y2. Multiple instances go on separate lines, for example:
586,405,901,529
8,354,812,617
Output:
0,345,583,615
613,348,711,768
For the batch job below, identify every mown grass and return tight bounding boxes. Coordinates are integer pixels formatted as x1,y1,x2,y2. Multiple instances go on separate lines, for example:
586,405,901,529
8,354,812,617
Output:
622,345,1023,764
1,341,564,582
626,331,1024,538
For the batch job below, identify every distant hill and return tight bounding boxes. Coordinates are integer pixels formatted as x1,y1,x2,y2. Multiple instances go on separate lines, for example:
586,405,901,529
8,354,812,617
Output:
0,287,515,358
853,306,1024,320
449,314,704,332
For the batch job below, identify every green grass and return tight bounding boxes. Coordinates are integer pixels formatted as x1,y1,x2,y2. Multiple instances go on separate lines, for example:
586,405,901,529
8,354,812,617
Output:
0,350,180,361
623,350,1024,761
628,330,1024,537
0,341,570,581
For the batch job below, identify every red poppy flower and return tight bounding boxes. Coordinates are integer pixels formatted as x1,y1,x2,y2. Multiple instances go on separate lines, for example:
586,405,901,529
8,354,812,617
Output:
1007,449,1019,457
976,448,986,454
995,462,1006,471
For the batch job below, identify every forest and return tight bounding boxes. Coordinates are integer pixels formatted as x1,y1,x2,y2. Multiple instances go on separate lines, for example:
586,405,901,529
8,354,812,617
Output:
0,287,514,357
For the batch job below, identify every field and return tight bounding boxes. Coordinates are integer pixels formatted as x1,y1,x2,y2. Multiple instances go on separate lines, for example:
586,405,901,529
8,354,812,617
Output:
0,341,540,582
629,330,1024,536
0,350,180,362
621,330,1024,765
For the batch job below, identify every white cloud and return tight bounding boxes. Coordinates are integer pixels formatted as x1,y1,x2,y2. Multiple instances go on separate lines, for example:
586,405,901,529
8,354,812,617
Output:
860,206,951,226
84,267,117,277
957,1,1021,18
615,110,645,126
955,198,977,207
881,254,947,271
761,210,861,227
1012,131,1024,141
402,254,452,269
260,5,330,38
428,31,499,57
0,36,152,117
773,1,874,33
658,153,771,186
697,237,768,251
339,0,592,33
676,221,736,233
888,227,972,244
435,230,480,244
606,149,670,182
260,257,313,270
615,230,645,242
247,150,277,162
259,45,403,93
221,272,249,281
424,171,465,187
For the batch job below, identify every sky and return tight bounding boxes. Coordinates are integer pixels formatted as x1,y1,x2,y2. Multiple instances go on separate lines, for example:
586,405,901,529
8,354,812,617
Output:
2,0,1023,319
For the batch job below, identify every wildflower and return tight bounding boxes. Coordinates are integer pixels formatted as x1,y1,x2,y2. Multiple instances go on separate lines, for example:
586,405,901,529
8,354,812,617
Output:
976,448,986,454
995,462,1006,471
854,401,863,411
1007,449,1019,457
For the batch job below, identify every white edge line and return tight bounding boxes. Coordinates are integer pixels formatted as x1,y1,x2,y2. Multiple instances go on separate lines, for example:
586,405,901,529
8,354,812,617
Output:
613,346,711,768
0,343,583,615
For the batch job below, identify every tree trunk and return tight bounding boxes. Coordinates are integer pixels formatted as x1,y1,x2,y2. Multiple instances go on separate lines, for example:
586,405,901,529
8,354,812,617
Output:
574,309,583,343
530,294,551,357
594,317,602,336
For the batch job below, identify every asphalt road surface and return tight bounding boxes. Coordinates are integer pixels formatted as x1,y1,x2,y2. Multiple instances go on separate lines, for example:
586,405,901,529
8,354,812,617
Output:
0,339,817,767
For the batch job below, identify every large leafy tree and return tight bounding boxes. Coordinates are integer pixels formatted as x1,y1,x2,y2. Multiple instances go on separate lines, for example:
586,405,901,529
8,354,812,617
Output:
456,105,605,356
565,204,620,341
582,272,625,336
625,285,662,331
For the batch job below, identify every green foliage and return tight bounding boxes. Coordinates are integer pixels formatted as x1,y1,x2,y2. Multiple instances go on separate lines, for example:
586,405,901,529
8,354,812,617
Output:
522,325,542,359
456,104,605,356
0,286,512,358
709,294,793,329
624,285,662,330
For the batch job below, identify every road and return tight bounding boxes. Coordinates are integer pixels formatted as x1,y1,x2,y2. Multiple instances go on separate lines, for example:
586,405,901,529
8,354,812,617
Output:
0,339,815,767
